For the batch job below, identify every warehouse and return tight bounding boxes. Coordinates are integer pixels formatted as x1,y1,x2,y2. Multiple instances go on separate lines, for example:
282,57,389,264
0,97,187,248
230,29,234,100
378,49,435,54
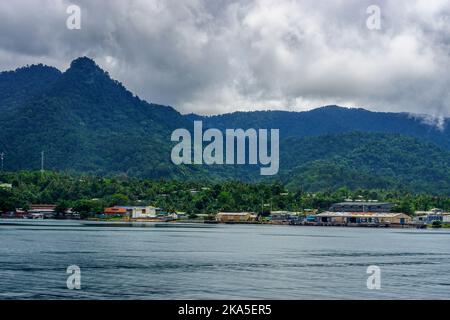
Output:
316,212,412,226
329,202,393,213
215,212,256,223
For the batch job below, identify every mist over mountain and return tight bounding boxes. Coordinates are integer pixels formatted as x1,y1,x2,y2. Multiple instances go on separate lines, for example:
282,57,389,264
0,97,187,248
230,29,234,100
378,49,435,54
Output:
1,57,450,194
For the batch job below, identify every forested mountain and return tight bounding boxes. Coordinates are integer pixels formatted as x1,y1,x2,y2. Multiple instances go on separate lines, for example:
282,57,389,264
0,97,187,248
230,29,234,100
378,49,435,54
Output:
0,57,200,178
278,132,450,193
190,107,450,149
0,64,61,113
1,57,450,194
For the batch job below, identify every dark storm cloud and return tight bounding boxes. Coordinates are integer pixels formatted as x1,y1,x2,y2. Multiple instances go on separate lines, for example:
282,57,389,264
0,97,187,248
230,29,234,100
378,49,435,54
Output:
1,0,450,118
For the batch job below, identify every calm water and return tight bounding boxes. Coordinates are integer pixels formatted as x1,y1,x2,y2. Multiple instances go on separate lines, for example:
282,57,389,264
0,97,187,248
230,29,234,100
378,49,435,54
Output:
0,219,449,300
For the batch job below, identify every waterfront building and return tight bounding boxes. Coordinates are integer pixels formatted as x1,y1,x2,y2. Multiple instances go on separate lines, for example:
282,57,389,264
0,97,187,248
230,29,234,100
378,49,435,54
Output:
443,214,450,223
316,212,412,226
414,208,445,224
195,213,211,220
3,209,27,218
305,215,317,224
329,201,393,213
104,207,127,217
175,212,187,219
104,206,159,218
270,211,291,222
270,211,303,223
28,204,57,218
215,212,255,223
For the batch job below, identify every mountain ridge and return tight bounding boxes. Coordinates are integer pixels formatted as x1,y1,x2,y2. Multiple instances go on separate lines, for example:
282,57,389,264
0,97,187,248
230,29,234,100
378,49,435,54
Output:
191,106,450,149
1,57,450,194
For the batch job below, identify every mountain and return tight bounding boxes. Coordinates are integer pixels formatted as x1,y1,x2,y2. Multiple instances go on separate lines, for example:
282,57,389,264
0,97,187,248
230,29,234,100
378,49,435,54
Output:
1,57,450,194
278,132,450,193
189,106,450,149
0,57,200,178
0,64,61,113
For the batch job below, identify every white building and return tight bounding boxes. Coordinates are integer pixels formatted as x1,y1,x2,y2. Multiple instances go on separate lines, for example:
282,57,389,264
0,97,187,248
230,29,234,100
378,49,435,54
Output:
118,206,158,219
0,182,12,189
415,208,446,223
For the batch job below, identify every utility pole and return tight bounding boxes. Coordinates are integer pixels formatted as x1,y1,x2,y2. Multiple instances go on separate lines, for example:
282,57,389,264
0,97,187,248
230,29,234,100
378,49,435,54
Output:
41,151,45,176
0,152,4,172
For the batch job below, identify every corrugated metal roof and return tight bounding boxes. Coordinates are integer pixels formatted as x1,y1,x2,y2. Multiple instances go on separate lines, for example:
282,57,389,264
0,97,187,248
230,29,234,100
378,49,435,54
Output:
333,202,392,206
104,207,127,214
317,211,407,218
216,212,253,216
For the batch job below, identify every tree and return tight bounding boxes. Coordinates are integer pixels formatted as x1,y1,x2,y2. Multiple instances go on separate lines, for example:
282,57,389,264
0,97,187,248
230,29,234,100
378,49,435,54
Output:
432,220,442,228
0,189,15,212
391,199,414,215
55,200,70,215
108,193,129,206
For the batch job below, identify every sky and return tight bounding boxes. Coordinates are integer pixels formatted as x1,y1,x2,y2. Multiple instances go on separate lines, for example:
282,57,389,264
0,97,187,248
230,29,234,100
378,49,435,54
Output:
0,0,449,118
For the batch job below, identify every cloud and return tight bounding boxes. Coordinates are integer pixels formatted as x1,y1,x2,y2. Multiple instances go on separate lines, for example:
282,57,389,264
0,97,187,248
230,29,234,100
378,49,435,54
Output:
0,0,450,116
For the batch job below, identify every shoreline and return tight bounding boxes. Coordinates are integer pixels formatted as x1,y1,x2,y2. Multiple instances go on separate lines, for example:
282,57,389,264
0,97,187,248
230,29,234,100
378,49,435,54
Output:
1,218,448,230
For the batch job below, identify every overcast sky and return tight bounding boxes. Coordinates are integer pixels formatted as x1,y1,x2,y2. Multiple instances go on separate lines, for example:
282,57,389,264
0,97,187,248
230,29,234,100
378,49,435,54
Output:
0,0,449,117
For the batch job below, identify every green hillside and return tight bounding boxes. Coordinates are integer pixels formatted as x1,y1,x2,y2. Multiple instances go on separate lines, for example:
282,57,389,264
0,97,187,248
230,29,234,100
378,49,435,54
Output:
279,132,450,193
1,57,450,194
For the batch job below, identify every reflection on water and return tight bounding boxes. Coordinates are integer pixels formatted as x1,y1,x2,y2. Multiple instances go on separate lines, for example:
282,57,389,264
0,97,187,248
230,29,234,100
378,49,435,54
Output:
0,219,449,299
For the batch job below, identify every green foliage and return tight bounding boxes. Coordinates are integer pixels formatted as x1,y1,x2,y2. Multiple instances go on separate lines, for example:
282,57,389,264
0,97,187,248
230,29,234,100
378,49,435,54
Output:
391,199,414,215
0,57,195,179
2,58,450,195
279,132,450,194
1,171,450,215
431,220,442,228
55,200,70,214
191,106,450,149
